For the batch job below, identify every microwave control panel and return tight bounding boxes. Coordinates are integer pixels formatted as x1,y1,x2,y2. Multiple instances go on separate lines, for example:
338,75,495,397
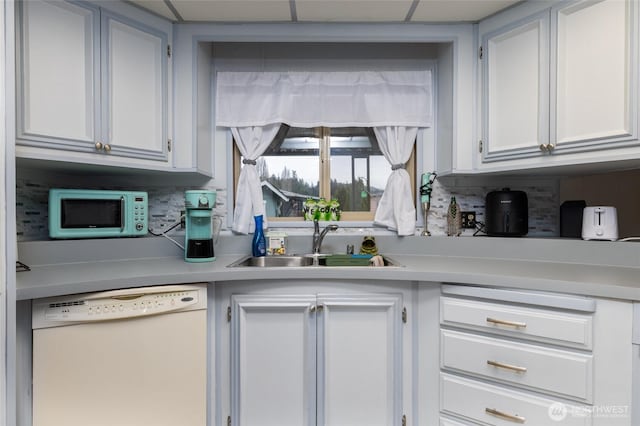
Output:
133,195,147,233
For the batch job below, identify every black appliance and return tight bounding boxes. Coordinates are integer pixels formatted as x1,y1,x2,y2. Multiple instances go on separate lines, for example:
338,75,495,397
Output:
485,188,528,237
560,200,586,238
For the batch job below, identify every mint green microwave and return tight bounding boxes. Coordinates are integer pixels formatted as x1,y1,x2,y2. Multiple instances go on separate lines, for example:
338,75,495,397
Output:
49,189,148,239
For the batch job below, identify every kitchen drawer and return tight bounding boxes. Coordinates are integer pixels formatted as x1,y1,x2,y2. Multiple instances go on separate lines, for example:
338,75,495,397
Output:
441,373,592,426
441,330,593,403
440,416,480,425
440,297,593,349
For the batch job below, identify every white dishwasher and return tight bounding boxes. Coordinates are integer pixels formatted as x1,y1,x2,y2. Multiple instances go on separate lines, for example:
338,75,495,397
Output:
31,284,207,426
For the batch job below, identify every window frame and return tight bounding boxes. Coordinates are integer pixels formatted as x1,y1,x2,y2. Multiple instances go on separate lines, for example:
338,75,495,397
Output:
233,126,417,223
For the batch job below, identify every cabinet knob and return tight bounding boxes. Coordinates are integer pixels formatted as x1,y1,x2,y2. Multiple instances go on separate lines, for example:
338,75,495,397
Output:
95,142,103,150
546,143,555,151
539,144,548,152
103,144,112,153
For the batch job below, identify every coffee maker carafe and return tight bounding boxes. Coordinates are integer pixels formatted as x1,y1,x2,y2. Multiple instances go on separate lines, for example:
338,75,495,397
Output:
184,190,216,262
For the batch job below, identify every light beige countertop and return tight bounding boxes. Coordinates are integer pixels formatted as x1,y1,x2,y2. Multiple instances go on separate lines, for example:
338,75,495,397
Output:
16,235,640,300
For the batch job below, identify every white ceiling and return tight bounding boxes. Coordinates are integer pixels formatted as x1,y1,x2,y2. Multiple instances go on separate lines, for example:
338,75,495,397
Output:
130,0,520,23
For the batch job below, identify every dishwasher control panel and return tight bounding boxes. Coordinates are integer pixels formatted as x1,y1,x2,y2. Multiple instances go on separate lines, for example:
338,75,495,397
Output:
32,284,207,328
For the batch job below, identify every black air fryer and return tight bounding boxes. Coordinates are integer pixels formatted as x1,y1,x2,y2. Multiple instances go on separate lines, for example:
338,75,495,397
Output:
485,188,528,237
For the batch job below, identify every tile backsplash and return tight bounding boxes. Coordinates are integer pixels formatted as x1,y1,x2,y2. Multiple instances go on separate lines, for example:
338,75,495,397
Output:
16,169,558,240
16,171,227,241
426,178,558,237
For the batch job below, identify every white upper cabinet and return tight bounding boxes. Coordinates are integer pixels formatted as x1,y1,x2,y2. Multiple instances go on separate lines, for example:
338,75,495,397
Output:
17,0,171,169
552,0,633,147
482,11,550,161
18,0,99,144
477,0,639,171
102,13,166,160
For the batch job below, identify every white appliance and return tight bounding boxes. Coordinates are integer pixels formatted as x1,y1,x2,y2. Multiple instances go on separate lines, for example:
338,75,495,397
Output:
581,206,618,241
32,284,207,426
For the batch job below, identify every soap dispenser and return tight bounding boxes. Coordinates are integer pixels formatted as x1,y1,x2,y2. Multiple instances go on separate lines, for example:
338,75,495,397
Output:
252,215,267,257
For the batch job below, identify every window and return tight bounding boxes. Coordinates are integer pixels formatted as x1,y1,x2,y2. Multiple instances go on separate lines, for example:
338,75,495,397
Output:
233,126,416,221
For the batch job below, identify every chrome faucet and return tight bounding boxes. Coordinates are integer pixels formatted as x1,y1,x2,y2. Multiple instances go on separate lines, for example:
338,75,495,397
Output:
312,218,339,254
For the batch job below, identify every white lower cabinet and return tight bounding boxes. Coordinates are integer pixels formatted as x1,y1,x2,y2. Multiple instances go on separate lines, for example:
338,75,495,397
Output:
441,329,593,403
216,281,412,426
441,373,591,426
439,285,633,426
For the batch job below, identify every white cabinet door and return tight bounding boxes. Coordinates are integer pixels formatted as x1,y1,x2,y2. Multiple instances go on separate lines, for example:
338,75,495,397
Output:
102,13,168,161
482,11,550,162
230,295,317,426
551,0,636,150
317,294,403,426
17,0,99,145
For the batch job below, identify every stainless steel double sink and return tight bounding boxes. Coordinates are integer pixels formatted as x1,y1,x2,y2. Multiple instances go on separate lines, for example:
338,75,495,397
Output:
227,254,401,268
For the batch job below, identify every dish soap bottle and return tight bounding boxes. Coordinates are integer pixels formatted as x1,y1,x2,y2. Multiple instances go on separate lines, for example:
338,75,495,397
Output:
252,215,267,257
446,196,462,237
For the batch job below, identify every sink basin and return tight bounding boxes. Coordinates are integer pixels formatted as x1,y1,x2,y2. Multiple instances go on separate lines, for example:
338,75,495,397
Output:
227,254,402,268
227,255,315,268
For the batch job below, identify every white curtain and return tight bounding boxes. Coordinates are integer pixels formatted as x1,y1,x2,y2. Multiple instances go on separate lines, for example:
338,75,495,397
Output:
217,71,432,236
373,126,418,236
216,71,432,127
231,124,281,234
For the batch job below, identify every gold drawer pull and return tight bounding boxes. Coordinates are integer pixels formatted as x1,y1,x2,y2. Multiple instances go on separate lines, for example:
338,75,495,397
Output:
486,317,527,328
486,408,526,423
487,360,527,373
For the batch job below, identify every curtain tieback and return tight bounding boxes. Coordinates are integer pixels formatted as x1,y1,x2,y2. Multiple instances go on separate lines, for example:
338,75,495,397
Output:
391,163,406,171
242,159,257,165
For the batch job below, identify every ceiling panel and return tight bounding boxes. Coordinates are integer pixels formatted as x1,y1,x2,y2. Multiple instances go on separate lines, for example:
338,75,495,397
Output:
411,0,520,22
136,0,520,23
296,0,414,22
171,0,292,22
130,0,178,20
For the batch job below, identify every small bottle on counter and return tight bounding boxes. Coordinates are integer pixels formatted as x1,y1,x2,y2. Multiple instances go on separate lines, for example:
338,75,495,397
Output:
252,215,267,257
447,196,462,237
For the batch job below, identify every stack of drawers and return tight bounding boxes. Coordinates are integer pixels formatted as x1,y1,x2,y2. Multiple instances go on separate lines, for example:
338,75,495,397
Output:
439,288,596,425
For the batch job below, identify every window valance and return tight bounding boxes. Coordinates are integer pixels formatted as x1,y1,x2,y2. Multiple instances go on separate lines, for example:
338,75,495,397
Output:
215,70,432,128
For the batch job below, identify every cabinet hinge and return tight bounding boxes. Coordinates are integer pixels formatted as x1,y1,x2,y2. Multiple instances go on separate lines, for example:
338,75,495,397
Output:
402,307,407,324
402,414,407,426
479,140,483,153
167,44,171,58
479,46,483,59
227,415,231,426
227,306,231,322
167,139,172,152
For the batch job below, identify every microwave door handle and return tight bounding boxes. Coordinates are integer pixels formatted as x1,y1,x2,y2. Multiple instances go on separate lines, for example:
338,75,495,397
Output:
120,196,125,232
